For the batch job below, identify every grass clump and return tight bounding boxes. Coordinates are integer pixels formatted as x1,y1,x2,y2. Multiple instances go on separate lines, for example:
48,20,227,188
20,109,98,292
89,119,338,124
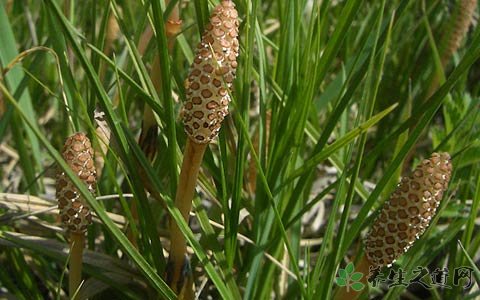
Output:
0,0,480,299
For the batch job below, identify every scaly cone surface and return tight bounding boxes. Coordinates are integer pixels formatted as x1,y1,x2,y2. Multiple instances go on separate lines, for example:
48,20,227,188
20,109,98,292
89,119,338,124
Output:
181,0,239,144
364,152,452,268
56,132,96,234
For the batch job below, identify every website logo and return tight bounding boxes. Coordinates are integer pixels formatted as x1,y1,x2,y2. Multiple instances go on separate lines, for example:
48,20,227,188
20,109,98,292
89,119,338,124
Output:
335,262,366,292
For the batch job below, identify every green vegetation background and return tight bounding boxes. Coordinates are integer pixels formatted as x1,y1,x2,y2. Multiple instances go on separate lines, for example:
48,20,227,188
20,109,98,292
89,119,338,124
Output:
0,0,479,299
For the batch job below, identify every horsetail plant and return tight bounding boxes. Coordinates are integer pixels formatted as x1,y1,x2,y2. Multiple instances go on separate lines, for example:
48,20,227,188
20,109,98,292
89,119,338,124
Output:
336,152,452,299
440,0,477,67
427,0,477,97
138,0,183,187
138,0,183,162
56,133,96,298
167,0,239,297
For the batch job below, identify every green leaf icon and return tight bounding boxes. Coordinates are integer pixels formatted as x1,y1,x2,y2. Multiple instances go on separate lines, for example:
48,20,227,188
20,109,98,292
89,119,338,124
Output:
345,262,354,274
350,272,363,282
335,277,347,286
338,269,347,279
351,282,365,291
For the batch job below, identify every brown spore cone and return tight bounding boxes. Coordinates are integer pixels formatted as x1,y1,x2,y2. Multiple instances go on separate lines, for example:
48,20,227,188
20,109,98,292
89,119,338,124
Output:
364,152,452,268
181,0,239,144
56,132,96,234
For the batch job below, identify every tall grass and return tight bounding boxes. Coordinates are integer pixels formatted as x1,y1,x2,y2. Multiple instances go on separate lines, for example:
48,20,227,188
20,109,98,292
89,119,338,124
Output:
1,0,479,299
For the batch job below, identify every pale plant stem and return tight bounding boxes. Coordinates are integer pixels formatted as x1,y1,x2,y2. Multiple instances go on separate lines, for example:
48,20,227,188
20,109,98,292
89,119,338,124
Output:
139,0,181,154
69,232,85,299
168,139,207,294
130,0,183,248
